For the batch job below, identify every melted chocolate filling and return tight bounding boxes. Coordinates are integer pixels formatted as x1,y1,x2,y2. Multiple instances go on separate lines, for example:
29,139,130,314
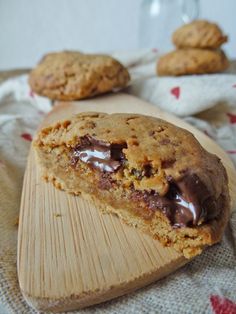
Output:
132,175,222,227
71,135,127,172
71,136,222,227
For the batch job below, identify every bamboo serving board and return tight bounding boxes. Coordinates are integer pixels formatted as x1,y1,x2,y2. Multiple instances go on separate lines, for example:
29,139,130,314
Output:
18,93,236,312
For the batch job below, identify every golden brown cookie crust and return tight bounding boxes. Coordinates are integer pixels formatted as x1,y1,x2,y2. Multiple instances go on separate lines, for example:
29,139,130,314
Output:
157,48,229,76
34,112,230,258
172,20,228,49
29,51,130,100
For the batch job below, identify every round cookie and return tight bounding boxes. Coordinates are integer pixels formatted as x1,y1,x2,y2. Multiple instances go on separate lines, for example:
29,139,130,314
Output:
172,20,228,49
157,48,229,76
35,112,230,258
29,51,130,100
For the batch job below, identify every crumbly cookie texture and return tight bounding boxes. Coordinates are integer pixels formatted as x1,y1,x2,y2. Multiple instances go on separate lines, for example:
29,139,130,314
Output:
29,51,130,100
172,20,228,49
34,112,230,259
157,48,229,76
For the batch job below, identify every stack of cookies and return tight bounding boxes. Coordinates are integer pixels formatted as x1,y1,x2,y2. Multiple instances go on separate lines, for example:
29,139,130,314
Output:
157,20,229,76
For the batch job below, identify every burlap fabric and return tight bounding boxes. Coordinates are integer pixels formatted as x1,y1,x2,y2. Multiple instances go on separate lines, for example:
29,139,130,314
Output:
0,51,236,313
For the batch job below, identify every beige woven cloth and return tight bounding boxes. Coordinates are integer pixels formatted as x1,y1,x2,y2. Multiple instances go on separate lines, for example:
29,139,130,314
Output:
1,51,236,313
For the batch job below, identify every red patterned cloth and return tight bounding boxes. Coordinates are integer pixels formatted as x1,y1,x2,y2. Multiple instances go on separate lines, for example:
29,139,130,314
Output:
211,295,236,314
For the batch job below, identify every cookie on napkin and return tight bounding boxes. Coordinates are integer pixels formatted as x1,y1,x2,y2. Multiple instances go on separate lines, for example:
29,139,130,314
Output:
29,51,130,100
157,49,229,76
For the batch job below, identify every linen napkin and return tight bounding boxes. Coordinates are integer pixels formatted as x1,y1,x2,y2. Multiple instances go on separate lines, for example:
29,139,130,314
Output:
115,49,236,117
0,51,236,314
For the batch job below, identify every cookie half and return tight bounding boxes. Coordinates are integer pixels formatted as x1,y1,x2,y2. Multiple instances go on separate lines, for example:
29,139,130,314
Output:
172,20,228,49
34,112,230,258
29,51,130,100
157,49,229,76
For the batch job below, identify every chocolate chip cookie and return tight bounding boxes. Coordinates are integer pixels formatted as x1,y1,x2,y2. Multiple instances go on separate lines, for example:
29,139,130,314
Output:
34,112,230,258
172,20,228,49
29,51,130,100
157,48,229,76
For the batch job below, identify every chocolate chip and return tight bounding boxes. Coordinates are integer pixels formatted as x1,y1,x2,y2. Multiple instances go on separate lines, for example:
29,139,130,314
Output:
148,127,166,138
161,159,176,169
159,138,171,145
126,117,137,122
143,164,152,177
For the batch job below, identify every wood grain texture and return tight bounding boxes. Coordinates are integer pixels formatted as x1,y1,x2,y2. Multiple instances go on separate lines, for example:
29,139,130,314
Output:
17,93,236,312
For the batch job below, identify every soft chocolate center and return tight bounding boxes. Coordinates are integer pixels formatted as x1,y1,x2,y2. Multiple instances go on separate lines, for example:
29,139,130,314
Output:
71,136,222,227
137,174,221,227
71,135,127,172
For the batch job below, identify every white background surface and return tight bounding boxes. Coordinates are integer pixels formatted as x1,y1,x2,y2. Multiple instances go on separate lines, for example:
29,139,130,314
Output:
0,0,235,70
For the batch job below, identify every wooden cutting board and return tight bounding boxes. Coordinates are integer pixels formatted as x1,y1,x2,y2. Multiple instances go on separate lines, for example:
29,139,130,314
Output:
17,93,236,313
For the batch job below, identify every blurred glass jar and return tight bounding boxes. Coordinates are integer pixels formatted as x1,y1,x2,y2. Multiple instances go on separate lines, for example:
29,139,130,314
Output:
139,0,200,52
